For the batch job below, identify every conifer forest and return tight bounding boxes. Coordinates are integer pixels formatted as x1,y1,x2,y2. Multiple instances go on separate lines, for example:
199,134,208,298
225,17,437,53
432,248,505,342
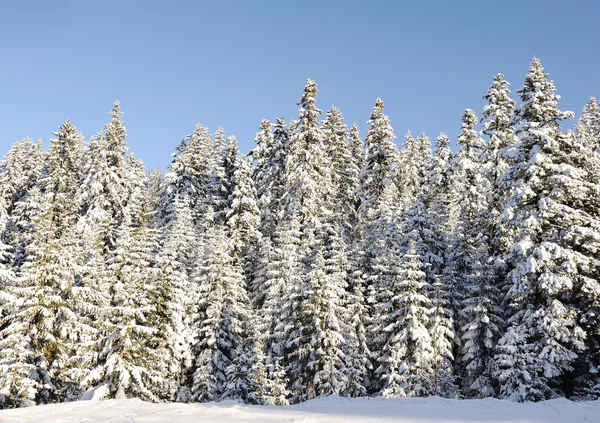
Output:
0,57,599,408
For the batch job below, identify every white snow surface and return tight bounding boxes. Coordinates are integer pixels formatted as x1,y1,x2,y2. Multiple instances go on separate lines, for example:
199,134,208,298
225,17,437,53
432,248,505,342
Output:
0,396,598,423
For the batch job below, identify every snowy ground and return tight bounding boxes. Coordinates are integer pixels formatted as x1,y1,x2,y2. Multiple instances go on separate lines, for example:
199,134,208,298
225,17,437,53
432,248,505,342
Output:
0,396,598,423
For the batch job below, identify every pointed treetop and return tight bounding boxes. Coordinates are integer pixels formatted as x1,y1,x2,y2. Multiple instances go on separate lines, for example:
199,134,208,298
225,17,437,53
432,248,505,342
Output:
433,133,452,166
513,57,574,128
461,108,478,131
457,109,483,159
110,100,122,119
259,119,271,132
297,79,322,127
434,133,450,154
482,73,516,137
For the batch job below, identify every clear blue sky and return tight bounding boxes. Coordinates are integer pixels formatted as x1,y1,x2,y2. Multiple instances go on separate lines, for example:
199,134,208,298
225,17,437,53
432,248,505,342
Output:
1,0,598,169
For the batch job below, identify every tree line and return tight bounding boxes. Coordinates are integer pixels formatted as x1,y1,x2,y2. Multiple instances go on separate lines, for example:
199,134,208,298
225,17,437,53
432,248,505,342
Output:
0,57,599,408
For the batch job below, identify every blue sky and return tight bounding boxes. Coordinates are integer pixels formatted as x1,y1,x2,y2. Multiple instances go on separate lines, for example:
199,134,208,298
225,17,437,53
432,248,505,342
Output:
0,0,598,169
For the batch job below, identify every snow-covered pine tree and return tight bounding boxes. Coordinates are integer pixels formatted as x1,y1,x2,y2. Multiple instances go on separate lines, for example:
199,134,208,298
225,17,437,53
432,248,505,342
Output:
266,80,344,402
0,138,47,273
442,110,484,330
221,311,272,404
374,236,435,398
479,74,517,307
160,123,214,229
481,73,517,190
357,99,399,392
419,133,458,397
494,58,590,401
251,119,274,222
358,98,399,239
343,123,371,397
80,101,131,258
211,135,239,224
323,106,360,242
567,99,600,399
400,132,432,207
190,221,252,403
295,227,350,400
426,133,454,233
225,154,261,273
81,159,169,402
150,196,197,401
575,97,600,154
251,118,289,241
263,214,303,402
346,123,365,219
0,120,92,406
283,79,331,237
440,109,503,398
401,198,457,397
250,118,290,309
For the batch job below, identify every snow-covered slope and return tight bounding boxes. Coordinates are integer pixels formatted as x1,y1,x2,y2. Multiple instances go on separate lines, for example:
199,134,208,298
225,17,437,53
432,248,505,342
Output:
0,396,598,423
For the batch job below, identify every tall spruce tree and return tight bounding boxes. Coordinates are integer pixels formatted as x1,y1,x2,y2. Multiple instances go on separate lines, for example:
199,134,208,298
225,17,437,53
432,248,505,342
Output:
494,58,591,401
0,121,91,406
190,222,252,402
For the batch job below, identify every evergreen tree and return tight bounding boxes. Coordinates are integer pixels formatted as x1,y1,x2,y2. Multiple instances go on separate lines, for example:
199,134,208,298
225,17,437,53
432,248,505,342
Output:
323,106,360,241
211,135,239,223
190,223,251,402
359,99,398,217
495,58,588,401
263,214,303,401
442,109,503,398
575,97,600,153
150,196,197,401
0,120,91,405
80,101,131,258
283,79,331,235
0,138,47,272
161,123,214,228
225,155,261,267
375,239,434,398
297,228,350,399
401,132,432,206
82,162,168,402
480,74,517,303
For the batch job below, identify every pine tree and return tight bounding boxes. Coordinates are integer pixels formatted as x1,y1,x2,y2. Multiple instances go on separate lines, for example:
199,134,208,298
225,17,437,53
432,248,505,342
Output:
0,138,47,272
0,138,46,219
81,160,169,401
480,74,517,303
0,120,92,406
160,123,214,228
375,239,434,398
251,118,289,242
575,97,600,153
225,155,261,268
401,132,432,206
283,79,331,235
80,101,131,258
442,109,503,398
150,196,197,401
221,313,267,404
426,133,454,232
323,106,360,242
190,222,251,402
263,214,304,401
211,135,239,223
359,99,398,217
297,228,350,399
495,58,588,401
